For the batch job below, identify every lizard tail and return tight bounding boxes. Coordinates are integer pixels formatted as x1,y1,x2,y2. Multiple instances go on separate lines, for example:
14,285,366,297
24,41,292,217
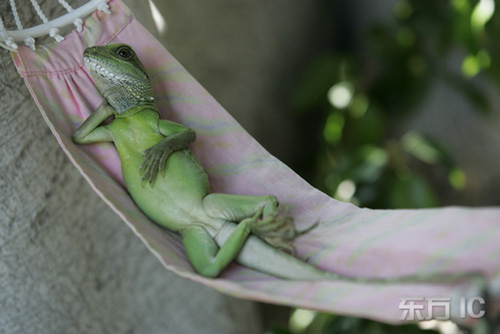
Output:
214,221,488,291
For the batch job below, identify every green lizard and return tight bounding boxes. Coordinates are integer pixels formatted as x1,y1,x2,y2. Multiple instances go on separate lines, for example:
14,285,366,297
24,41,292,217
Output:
74,43,329,280
73,44,487,288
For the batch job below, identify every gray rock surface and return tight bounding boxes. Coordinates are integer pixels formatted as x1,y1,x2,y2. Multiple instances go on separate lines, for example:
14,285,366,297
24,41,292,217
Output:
0,0,281,333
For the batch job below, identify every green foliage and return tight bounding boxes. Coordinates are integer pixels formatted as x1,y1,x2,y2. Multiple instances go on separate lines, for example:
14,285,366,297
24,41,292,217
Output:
269,314,441,334
322,316,440,334
292,0,499,210
388,173,439,209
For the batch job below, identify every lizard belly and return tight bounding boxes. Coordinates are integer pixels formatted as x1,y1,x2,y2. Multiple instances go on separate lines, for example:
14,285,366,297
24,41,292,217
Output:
118,143,211,232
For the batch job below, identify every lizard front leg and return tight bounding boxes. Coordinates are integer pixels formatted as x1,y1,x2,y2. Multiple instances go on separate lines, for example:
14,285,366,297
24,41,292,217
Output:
141,119,196,184
72,100,115,144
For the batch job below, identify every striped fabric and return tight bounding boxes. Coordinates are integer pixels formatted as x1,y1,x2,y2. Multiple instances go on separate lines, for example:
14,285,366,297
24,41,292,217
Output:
12,0,500,323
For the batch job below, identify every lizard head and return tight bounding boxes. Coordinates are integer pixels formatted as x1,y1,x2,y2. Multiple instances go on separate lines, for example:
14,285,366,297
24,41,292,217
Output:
83,44,154,114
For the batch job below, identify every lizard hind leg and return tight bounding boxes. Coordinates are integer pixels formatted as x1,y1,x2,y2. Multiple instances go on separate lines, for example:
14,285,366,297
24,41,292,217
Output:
202,193,309,254
202,193,279,223
181,222,252,278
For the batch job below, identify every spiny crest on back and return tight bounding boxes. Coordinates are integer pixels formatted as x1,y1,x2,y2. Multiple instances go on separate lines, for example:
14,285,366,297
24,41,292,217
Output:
84,44,154,114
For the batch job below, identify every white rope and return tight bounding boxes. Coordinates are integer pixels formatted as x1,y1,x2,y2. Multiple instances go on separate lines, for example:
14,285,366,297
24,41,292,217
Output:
24,36,35,50
11,0,40,50
97,1,111,14
58,0,74,12
0,0,111,51
30,0,65,43
73,18,83,32
30,0,64,42
57,0,84,32
30,0,50,23
9,0,23,30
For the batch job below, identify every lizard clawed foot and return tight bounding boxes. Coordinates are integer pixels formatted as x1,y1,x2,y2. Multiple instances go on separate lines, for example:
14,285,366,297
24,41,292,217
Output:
140,141,173,186
246,208,318,256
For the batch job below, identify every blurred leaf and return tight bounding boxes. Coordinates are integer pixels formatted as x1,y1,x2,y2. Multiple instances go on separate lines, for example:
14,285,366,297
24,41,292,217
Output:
350,145,389,183
324,112,345,145
449,167,467,189
401,131,456,170
401,131,441,164
289,308,316,333
452,0,479,51
349,94,370,118
477,49,491,68
461,50,491,76
292,54,355,113
343,105,386,147
401,131,456,169
267,325,294,334
389,173,439,208
323,315,440,334
394,0,413,20
303,313,336,334
471,0,495,36
397,27,417,48
462,54,482,77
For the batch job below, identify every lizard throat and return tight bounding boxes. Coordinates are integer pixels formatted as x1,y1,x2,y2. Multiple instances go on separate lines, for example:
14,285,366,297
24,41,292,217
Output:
84,56,154,114
101,85,155,114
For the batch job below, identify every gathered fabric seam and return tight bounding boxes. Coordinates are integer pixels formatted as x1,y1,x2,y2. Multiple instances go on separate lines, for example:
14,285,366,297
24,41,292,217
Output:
18,5,134,78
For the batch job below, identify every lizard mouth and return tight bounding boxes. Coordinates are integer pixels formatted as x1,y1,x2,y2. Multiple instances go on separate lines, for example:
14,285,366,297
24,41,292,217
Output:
83,49,93,63
83,46,97,57
83,53,104,74
82,47,101,70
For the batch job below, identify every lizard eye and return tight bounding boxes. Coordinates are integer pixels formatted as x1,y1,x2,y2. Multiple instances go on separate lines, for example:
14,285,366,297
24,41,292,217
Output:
116,46,134,60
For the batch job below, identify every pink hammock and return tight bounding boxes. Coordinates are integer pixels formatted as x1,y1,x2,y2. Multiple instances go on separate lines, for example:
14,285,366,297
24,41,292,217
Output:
12,0,500,324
